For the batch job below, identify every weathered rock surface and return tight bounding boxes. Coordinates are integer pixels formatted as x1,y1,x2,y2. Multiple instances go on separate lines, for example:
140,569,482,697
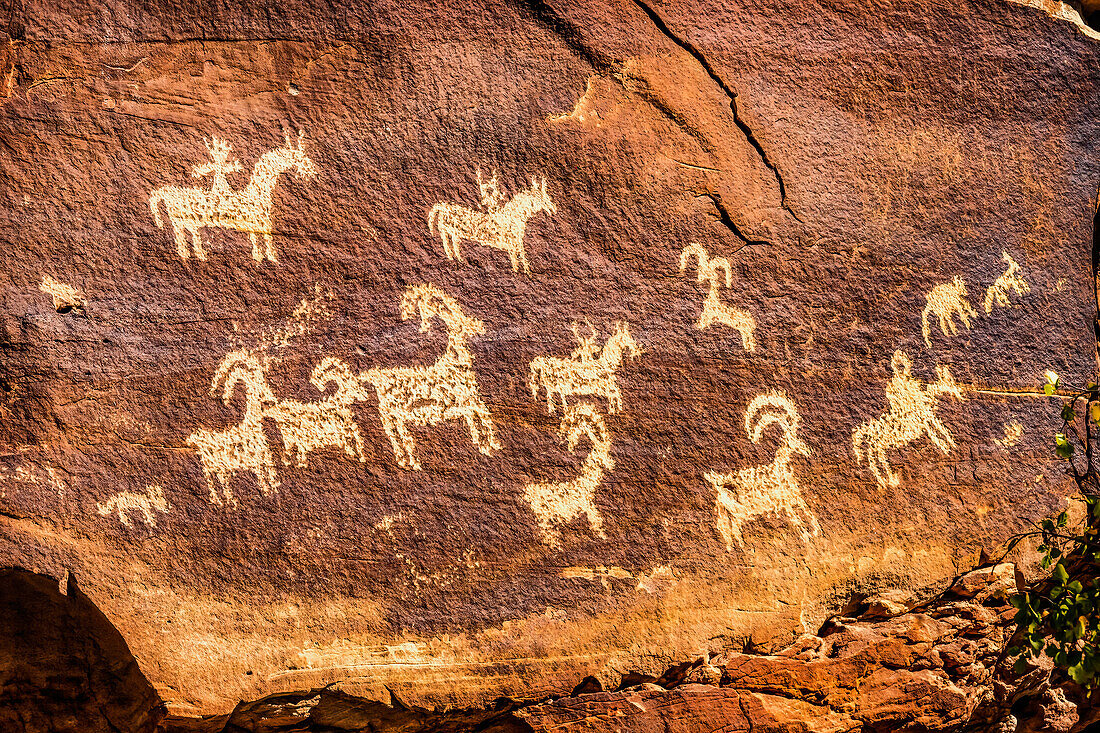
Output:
1,0,1100,723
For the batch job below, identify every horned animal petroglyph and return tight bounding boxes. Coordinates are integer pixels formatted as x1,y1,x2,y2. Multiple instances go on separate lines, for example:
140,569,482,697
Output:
263,358,373,467
149,132,316,263
529,321,640,415
679,243,756,351
428,170,556,274
984,251,1030,313
96,485,169,528
852,350,964,489
524,402,611,548
921,275,977,347
704,392,818,549
186,350,279,506
360,284,500,471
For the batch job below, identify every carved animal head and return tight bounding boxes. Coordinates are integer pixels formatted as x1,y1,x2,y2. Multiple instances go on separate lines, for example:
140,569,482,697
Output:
745,391,810,458
932,364,965,401
282,130,317,179
679,243,708,282
529,177,556,215
310,357,372,402
400,284,485,339
609,322,640,359
210,350,276,407
561,402,613,469
949,275,968,296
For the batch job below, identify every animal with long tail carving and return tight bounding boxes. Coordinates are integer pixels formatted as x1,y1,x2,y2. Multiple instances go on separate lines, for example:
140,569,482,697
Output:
679,243,756,351
149,132,316,263
186,350,279,506
705,391,817,549
529,321,640,415
852,350,964,488
428,170,556,274
359,284,500,471
984,251,1030,313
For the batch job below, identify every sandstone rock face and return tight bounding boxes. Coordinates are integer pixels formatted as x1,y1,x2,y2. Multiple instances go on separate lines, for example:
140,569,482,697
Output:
1,0,1099,720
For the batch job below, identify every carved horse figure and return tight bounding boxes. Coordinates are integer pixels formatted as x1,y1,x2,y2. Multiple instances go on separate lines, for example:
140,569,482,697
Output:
523,402,611,548
679,243,756,351
186,350,279,506
705,392,817,550
360,284,500,470
150,131,316,263
428,172,556,274
529,321,640,414
852,350,964,488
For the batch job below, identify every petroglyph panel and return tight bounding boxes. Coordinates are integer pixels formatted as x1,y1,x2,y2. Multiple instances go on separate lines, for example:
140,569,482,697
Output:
2,0,1098,719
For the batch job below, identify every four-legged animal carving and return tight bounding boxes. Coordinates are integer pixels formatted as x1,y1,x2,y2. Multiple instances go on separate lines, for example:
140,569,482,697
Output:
186,350,280,506
705,392,817,549
529,322,640,414
360,284,500,470
524,402,611,548
921,275,977,347
96,485,170,528
679,243,756,351
264,357,373,467
984,251,1029,313
150,132,316,263
428,171,556,274
852,350,964,489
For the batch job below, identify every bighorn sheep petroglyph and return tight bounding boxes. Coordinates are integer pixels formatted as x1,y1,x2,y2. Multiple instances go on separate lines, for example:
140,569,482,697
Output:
679,243,756,351
150,132,316,263
705,392,818,550
529,321,640,415
360,284,500,471
524,402,611,548
852,350,964,489
263,357,373,467
428,170,556,274
186,350,279,506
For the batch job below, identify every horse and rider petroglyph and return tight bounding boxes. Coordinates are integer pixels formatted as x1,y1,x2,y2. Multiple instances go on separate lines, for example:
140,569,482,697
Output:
852,350,964,489
149,132,316,263
428,169,556,274
529,321,640,415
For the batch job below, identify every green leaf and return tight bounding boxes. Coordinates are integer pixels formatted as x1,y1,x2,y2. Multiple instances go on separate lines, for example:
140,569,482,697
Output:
1014,656,1030,674
1063,404,1077,421
1045,383,1057,396
1058,511,1069,528
1055,564,1069,584
1069,662,1090,685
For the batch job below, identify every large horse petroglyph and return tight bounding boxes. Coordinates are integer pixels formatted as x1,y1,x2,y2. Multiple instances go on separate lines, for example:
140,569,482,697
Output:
852,350,964,489
679,243,756,351
705,392,818,549
187,350,279,506
96,485,170,528
529,322,640,415
524,402,611,548
360,284,500,471
263,358,373,468
149,133,316,263
428,170,556,274
921,276,978,347
984,251,1030,313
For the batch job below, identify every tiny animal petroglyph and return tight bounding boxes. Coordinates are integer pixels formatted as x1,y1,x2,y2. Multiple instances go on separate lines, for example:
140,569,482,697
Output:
186,350,279,506
359,284,500,471
428,170,556,274
679,243,756,351
524,402,611,548
852,350,964,489
984,251,1030,314
921,275,977,347
149,132,316,263
263,358,374,467
39,275,84,312
705,392,818,550
96,485,169,528
529,321,640,415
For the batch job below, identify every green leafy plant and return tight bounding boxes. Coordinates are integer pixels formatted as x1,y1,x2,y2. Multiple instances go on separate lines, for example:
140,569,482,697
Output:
1005,371,1100,686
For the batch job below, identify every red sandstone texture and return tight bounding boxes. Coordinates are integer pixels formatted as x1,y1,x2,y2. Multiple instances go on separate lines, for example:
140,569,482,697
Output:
1,0,1099,728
